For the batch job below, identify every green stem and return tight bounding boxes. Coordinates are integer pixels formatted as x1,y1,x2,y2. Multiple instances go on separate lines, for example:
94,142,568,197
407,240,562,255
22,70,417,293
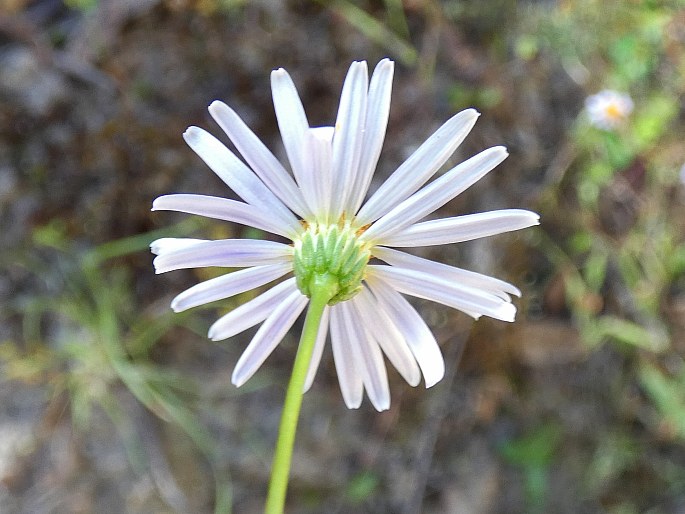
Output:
264,273,338,514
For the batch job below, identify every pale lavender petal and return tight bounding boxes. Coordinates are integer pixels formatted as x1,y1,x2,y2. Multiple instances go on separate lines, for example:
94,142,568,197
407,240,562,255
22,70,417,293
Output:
150,238,209,256
153,239,292,274
372,246,521,299
303,305,330,393
362,146,508,242
208,101,311,218
339,301,390,412
152,194,299,238
350,289,421,387
183,126,298,230
170,262,291,312
368,265,516,322
347,58,394,215
364,275,445,387
208,278,298,341
231,290,309,386
356,109,480,225
271,68,309,178
330,61,368,219
329,305,363,409
298,127,334,220
378,209,540,247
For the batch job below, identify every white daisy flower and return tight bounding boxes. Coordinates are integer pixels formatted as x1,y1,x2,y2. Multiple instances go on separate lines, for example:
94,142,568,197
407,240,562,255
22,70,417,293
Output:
151,59,539,412
585,89,634,130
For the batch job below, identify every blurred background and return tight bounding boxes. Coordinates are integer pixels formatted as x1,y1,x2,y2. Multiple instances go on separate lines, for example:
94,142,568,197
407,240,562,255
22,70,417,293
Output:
1,0,685,512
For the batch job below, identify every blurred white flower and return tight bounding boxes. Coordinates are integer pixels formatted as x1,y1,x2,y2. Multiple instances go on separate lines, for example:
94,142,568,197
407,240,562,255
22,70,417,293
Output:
151,59,539,411
585,90,634,130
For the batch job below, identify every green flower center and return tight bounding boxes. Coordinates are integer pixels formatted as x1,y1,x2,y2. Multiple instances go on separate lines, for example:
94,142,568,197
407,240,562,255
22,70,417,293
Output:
293,221,371,305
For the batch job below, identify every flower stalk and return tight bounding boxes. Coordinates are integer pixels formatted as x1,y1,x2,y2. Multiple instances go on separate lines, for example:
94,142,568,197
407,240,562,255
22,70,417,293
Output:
264,273,338,514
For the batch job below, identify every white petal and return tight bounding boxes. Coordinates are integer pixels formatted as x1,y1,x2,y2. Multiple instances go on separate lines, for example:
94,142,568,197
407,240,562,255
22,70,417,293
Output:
208,277,298,341
347,58,394,215
330,61,369,219
303,305,330,393
364,275,445,387
329,305,363,409
183,126,299,231
368,265,516,322
340,301,390,412
351,289,421,387
298,128,334,220
152,194,298,238
170,263,291,312
356,108,480,225
150,237,209,256
231,290,309,386
271,68,309,178
152,239,292,274
378,209,540,247
208,101,311,218
362,146,508,242
372,246,521,299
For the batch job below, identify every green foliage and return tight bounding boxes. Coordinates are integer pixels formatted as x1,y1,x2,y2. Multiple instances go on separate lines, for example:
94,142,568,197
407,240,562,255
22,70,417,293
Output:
640,363,685,440
317,0,417,66
448,83,503,111
64,0,99,11
2,221,232,513
527,0,683,356
585,431,639,492
517,1,685,507
632,95,679,150
586,316,669,352
499,424,562,512
345,470,380,504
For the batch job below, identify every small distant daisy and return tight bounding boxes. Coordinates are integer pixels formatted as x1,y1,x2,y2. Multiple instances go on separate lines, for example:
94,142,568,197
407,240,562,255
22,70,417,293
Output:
585,89,634,130
151,59,539,411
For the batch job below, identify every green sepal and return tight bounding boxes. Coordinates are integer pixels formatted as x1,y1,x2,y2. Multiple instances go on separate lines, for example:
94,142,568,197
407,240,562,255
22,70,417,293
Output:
293,221,370,305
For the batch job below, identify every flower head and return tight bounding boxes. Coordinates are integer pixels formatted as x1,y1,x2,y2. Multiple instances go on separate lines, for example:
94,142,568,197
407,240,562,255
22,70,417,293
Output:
585,89,634,130
151,59,539,411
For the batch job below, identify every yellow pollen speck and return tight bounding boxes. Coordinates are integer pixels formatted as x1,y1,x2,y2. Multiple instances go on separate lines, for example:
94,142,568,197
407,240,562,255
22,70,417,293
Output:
355,223,371,237
604,103,623,120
